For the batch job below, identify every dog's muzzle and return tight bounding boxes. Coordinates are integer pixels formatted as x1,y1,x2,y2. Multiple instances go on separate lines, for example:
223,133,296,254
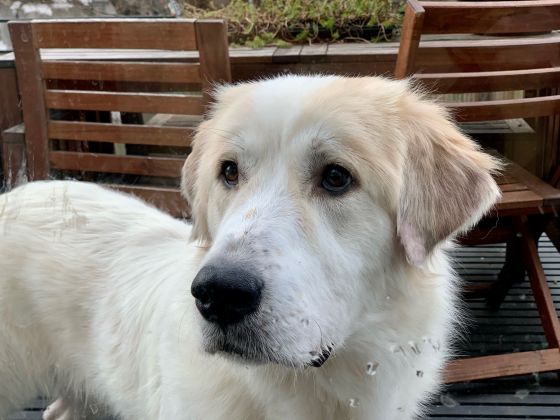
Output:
191,265,263,327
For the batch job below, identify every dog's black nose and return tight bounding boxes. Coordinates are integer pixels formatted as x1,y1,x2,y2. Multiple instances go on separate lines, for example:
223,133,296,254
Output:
191,265,263,326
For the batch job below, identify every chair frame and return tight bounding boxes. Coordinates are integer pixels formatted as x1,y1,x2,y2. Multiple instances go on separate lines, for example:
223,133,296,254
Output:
396,0,560,383
5,18,231,217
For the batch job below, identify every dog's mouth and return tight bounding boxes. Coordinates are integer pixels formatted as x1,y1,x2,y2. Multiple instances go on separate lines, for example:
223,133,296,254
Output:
214,342,334,369
202,323,277,365
201,323,334,369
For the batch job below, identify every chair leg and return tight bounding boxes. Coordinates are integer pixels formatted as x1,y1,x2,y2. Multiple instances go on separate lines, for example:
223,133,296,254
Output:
545,219,560,254
486,235,525,309
2,125,26,190
515,216,560,349
445,216,560,384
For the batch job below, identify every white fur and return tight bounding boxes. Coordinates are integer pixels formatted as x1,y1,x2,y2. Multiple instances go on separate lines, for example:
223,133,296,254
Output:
0,75,500,420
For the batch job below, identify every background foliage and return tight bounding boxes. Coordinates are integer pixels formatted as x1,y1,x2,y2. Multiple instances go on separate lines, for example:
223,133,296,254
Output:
179,0,404,47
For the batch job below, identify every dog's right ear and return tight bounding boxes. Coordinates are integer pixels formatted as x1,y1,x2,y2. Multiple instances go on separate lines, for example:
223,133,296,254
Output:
181,121,210,242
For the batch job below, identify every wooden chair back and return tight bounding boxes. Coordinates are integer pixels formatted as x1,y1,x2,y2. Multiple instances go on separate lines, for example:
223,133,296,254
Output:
395,1,560,385
9,19,231,217
395,0,560,123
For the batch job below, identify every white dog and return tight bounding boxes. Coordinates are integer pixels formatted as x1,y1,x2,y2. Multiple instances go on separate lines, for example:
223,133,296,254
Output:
0,75,500,420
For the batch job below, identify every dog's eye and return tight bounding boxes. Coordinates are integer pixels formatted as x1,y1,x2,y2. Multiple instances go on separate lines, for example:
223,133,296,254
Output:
321,164,352,194
221,161,239,187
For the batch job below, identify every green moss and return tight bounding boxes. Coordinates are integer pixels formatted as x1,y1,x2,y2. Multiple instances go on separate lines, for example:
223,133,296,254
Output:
179,0,404,47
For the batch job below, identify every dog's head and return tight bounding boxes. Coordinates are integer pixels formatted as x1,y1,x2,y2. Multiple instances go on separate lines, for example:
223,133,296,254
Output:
182,75,500,368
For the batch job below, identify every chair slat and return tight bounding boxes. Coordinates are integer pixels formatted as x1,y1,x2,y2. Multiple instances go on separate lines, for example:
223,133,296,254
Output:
415,37,560,72
421,1,560,35
49,151,184,178
45,90,205,115
107,184,189,218
449,95,560,122
444,348,560,383
498,190,543,210
42,61,201,84
48,121,194,147
32,19,197,50
414,68,560,94
506,159,560,206
500,183,529,192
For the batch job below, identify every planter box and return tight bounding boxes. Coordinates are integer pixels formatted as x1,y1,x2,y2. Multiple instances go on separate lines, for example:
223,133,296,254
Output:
229,43,399,81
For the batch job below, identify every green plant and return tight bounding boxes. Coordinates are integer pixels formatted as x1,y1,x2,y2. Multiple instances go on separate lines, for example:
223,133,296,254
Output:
179,0,404,47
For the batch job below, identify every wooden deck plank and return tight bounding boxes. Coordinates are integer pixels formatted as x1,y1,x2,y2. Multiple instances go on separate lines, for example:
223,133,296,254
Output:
429,235,560,418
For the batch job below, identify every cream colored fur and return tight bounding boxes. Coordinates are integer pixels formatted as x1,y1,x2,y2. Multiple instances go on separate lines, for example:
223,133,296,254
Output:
0,75,500,420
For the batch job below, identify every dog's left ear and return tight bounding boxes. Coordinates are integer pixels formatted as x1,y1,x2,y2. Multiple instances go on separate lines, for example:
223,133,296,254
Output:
397,93,501,265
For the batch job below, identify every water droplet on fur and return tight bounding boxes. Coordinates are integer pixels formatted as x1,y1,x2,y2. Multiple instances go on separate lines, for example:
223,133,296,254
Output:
429,339,441,352
440,394,458,408
390,344,403,354
416,370,424,378
408,341,421,354
514,389,529,400
366,361,379,376
348,398,360,408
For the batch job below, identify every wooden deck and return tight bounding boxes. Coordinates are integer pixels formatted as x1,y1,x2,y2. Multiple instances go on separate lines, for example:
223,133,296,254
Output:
7,237,560,419
428,236,560,419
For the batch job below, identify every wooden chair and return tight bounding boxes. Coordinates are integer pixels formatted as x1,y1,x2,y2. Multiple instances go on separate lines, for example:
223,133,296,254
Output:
4,18,231,217
395,0,560,383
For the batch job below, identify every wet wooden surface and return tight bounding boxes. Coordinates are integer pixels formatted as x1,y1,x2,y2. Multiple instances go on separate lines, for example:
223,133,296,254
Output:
428,236,560,419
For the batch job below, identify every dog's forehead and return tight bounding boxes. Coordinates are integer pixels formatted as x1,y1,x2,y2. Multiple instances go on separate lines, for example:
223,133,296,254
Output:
248,75,338,112
243,76,341,140
212,76,395,154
